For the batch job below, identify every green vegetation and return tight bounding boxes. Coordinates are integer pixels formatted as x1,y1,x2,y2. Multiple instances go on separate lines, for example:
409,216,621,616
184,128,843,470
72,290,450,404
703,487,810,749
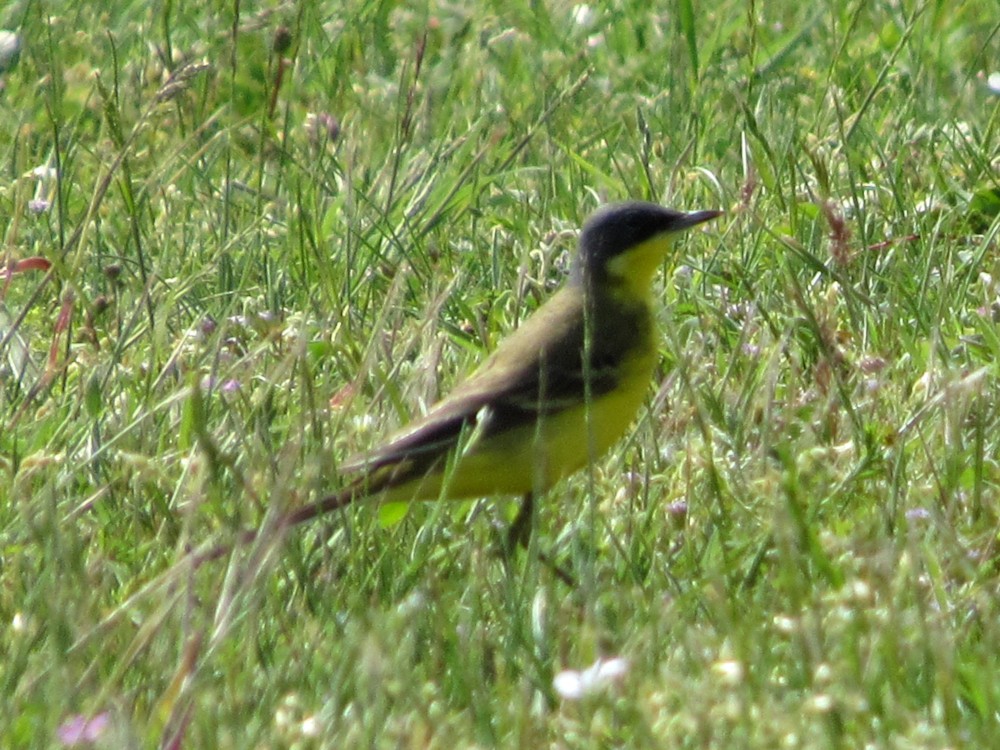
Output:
2,1,999,746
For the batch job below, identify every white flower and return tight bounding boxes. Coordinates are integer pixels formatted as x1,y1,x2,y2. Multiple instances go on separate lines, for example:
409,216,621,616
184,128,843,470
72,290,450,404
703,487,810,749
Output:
553,656,629,700
300,715,321,737
711,659,744,686
571,4,596,28
29,165,58,180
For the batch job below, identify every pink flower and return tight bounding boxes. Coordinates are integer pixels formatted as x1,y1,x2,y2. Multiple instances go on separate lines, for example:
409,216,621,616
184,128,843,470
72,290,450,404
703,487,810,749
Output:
57,713,109,746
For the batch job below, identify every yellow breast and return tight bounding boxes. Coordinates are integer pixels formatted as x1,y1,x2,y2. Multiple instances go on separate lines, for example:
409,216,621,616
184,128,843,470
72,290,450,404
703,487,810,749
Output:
377,342,658,503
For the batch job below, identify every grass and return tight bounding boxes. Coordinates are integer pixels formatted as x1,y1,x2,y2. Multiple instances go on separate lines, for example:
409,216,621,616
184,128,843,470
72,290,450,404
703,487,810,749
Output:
2,0,1000,746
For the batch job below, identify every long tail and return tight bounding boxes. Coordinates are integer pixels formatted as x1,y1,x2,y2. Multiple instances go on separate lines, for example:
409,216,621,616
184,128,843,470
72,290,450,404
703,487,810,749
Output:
189,485,359,567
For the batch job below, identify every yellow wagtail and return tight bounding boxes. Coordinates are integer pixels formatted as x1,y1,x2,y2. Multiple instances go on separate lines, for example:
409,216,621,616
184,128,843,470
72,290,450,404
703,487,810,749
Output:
200,201,720,562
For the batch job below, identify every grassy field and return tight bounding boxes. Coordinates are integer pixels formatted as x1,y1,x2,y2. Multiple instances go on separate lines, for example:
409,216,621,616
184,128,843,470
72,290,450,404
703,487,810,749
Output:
2,1,1000,747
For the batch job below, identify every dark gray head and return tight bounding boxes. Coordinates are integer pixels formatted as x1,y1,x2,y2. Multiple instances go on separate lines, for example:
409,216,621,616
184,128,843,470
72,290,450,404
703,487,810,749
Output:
573,202,722,288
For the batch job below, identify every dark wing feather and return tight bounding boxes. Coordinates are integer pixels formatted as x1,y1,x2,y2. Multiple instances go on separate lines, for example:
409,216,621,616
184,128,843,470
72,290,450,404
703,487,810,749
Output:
339,284,636,479
340,288,578,474
339,352,550,478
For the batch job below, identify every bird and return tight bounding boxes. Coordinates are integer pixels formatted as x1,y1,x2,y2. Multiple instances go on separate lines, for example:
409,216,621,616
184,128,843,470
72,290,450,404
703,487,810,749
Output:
198,201,721,564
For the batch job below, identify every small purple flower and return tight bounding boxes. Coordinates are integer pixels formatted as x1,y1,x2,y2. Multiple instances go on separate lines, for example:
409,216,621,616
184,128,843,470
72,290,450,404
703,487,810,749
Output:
305,112,341,143
28,198,52,213
57,712,109,745
665,500,688,517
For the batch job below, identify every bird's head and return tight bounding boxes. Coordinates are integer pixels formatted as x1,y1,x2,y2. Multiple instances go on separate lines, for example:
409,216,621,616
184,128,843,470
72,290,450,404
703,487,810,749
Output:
572,202,722,298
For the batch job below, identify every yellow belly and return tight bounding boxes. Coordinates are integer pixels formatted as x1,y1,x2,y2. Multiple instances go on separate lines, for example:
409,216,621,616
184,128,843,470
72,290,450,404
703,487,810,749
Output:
377,347,657,503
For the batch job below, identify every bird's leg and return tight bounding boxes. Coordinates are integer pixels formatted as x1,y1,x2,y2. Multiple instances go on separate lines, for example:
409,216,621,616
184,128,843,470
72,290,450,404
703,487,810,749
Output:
506,492,535,552
503,492,576,587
